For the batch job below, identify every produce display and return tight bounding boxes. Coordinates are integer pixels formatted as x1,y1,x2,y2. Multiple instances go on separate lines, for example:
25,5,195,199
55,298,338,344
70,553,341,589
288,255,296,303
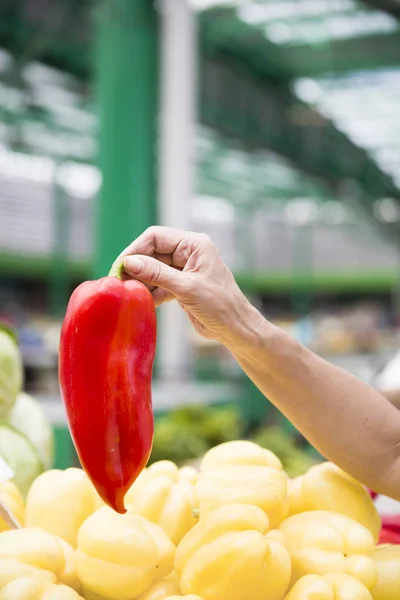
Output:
1,276,399,600
59,263,157,514
0,322,54,497
0,438,399,599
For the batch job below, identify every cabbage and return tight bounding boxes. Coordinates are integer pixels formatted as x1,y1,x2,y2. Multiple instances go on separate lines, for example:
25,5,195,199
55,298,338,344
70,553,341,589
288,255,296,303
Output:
0,325,23,419
7,392,54,470
0,424,42,496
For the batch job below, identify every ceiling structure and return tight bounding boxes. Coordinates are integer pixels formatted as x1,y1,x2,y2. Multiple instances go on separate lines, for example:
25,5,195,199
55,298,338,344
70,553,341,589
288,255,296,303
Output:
0,0,399,238
196,0,400,238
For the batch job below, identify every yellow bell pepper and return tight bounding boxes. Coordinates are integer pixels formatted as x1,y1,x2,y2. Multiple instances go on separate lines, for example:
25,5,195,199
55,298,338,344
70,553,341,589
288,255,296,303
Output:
266,529,376,588
285,573,372,599
196,465,288,527
124,462,175,505
83,578,181,600
76,506,175,600
0,530,79,592
288,462,381,541
288,548,377,591
0,528,66,580
80,591,105,600
279,510,375,553
200,440,282,471
175,504,291,600
179,467,199,486
0,576,84,599
56,538,81,593
0,559,57,589
25,468,101,548
0,481,24,530
370,544,400,600
125,462,199,506
126,475,198,545
136,578,181,599
279,511,376,589
165,597,204,600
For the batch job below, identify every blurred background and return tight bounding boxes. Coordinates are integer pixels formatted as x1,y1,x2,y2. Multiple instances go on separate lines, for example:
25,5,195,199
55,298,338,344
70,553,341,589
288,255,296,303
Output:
2,0,400,475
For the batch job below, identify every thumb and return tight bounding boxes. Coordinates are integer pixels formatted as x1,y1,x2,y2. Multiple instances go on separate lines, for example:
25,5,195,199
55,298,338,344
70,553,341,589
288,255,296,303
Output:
123,255,186,296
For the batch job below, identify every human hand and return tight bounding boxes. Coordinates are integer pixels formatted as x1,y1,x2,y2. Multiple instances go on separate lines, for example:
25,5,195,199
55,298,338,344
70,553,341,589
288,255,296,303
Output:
116,226,261,349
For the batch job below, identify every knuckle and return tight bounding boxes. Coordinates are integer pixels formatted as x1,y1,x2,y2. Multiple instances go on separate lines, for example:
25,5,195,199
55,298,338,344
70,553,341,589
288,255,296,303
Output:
177,238,192,261
149,262,162,281
146,225,159,237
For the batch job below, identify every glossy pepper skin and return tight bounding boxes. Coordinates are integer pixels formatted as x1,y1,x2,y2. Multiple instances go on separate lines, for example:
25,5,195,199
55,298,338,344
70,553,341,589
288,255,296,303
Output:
278,510,377,590
288,463,381,542
175,503,291,600
370,545,400,600
285,573,372,600
76,506,175,599
59,269,156,514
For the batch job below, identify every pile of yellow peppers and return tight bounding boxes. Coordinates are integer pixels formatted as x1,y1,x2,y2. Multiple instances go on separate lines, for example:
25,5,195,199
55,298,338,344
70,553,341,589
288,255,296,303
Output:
0,440,399,600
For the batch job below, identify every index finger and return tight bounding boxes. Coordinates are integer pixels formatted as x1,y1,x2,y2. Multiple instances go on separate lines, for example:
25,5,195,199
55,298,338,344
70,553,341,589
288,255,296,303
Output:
118,226,197,268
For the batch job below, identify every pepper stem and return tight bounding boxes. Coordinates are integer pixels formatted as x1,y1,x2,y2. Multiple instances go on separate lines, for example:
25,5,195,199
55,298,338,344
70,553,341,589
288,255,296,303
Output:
108,259,125,279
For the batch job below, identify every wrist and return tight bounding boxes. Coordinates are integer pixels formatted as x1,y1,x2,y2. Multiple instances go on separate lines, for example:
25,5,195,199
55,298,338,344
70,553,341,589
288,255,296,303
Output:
221,301,271,357
223,302,307,374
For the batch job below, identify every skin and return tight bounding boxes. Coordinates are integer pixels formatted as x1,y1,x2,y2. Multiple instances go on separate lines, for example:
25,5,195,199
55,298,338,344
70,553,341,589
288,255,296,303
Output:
117,226,400,500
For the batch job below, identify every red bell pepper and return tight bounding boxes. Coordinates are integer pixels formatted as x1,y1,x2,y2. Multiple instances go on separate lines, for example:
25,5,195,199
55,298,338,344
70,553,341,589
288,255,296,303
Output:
59,261,156,513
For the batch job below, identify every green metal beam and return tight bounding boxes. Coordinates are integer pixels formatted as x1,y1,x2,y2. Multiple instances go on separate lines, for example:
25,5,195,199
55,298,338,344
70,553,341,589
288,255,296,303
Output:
0,253,88,280
0,2,399,80
280,31,400,77
362,0,400,19
199,9,400,78
93,0,159,279
0,6,90,78
235,270,400,294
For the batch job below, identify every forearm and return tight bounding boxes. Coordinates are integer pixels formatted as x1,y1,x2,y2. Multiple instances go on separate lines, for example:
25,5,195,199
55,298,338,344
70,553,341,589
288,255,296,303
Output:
228,306,400,499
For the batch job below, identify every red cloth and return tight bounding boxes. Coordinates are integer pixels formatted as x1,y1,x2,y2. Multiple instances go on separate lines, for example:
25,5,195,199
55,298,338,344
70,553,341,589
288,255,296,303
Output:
369,489,400,544
379,523,400,545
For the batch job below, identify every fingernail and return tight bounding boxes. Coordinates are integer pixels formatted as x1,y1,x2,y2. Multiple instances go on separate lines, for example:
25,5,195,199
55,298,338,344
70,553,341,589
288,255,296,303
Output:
124,257,143,274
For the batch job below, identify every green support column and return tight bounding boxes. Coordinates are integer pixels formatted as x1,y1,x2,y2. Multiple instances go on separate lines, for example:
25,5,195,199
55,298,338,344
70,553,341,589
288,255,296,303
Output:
94,0,159,278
